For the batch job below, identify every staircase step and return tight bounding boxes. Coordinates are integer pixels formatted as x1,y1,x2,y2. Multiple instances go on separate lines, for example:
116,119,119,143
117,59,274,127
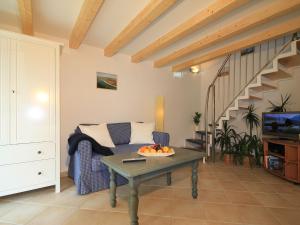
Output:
186,139,205,145
278,52,300,68
249,95,263,100
208,123,219,127
239,106,249,110
262,68,291,80
239,95,262,101
250,82,277,92
219,71,229,77
196,130,211,135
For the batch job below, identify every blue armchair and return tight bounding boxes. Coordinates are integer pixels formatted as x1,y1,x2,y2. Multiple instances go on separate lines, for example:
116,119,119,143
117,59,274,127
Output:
68,122,170,195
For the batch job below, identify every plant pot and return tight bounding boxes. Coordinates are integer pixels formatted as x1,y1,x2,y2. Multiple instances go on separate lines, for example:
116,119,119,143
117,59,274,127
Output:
224,153,232,165
194,124,200,132
243,156,254,168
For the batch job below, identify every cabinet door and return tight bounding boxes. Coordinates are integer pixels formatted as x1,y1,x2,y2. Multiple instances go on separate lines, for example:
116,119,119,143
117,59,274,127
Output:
0,37,10,145
14,40,55,143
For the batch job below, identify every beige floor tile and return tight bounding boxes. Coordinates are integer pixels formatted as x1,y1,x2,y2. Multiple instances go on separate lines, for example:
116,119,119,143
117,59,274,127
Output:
197,190,229,203
171,217,207,225
0,203,46,224
139,215,172,225
239,205,281,225
204,203,243,224
171,188,195,200
278,192,300,208
240,182,276,193
96,211,130,225
170,200,206,219
80,193,128,212
219,181,247,191
26,206,76,225
198,179,223,191
225,191,261,205
0,201,19,217
253,192,294,208
269,207,300,225
214,172,240,182
140,186,173,199
62,209,101,225
139,198,173,216
0,223,19,225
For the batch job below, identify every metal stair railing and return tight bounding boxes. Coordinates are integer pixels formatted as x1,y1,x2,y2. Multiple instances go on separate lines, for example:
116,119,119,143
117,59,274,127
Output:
204,33,297,162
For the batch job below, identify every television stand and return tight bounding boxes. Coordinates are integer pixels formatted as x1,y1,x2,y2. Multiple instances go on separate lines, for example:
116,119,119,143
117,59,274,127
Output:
263,138,300,183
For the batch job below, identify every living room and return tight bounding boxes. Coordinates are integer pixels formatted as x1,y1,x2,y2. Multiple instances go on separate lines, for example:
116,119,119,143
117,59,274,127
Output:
0,0,300,225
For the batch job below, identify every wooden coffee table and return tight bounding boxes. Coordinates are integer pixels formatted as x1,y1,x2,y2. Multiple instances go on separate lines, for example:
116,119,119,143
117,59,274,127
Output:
101,148,204,225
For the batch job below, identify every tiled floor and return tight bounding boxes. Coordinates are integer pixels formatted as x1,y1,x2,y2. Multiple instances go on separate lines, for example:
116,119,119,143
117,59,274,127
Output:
1,162,300,225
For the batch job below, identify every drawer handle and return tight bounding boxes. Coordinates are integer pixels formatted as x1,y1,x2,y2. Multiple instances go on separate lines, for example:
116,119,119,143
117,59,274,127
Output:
38,172,42,175
37,151,42,154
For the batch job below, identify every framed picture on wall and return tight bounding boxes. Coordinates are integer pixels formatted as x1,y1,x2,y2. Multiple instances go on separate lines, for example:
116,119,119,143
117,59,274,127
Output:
96,72,117,90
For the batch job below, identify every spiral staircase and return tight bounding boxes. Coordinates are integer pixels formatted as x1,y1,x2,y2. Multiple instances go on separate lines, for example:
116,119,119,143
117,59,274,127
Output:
186,33,300,162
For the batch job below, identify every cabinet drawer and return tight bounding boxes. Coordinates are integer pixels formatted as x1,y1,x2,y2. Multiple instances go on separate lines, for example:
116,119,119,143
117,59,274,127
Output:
0,159,55,192
285,146,298,162
285,162,298,181
0,143,55,166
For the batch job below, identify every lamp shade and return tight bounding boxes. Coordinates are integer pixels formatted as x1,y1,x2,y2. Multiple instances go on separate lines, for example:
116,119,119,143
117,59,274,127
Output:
155,96,164,132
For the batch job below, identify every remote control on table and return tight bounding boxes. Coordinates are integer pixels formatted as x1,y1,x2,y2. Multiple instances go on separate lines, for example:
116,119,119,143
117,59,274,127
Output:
122,158,146,163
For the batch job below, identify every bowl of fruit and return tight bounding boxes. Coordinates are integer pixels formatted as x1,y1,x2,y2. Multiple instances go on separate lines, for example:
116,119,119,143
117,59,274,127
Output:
137,144,175,157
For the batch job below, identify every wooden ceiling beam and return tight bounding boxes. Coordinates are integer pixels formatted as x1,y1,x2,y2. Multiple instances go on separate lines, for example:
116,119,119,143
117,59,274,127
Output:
69,0,104,49
104,0,177,57
131,0,249,63
17,0,33,35
172,16,300,72
155,0,300,68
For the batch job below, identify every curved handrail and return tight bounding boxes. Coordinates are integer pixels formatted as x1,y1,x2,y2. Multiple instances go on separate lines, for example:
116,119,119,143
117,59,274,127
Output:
216,39,293,123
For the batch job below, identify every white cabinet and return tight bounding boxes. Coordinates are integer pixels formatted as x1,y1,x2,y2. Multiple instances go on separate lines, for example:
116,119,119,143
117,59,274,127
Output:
0,37,10,145
0,30,62,196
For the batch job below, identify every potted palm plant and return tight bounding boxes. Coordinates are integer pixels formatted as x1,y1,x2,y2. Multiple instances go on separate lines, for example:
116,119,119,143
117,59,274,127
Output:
193,112,202,131
216,121,237,165
268,93,291,112
242,105,260,167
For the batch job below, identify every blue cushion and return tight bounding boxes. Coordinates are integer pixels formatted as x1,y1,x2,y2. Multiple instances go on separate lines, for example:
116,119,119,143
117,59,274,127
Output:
107,123,131,145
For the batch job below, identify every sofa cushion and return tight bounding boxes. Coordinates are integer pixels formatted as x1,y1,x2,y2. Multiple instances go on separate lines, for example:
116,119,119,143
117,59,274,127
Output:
79,124,115,148
91,144,149,172
107,122,131,145
130,122,155,144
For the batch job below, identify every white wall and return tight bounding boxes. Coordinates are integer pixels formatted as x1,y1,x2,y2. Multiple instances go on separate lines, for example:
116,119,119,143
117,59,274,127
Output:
59,41,201,172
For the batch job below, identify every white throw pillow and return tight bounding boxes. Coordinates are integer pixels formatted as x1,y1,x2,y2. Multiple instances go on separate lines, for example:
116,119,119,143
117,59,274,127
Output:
130,122,155,144
79,124,115,148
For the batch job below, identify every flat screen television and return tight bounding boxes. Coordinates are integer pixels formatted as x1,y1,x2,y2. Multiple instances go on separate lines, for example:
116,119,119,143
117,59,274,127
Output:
262,112,300,140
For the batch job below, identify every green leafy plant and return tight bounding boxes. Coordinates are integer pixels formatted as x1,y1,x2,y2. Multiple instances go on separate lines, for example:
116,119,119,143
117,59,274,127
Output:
249,135,263,167
193,112,202,126
268,93,291,112
216,121,237,157
243,104,260,137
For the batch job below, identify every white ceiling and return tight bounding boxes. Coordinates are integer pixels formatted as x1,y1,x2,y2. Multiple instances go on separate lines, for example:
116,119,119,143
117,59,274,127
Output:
0,0,300,65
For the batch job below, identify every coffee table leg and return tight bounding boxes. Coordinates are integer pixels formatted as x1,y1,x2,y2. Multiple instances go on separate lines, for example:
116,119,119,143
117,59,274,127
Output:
128,178,139,225
166,172,172,186
109,168,116,208
192,161,199,199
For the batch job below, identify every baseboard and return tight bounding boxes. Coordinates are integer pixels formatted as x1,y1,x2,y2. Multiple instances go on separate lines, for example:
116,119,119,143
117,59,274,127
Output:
60,171,68,177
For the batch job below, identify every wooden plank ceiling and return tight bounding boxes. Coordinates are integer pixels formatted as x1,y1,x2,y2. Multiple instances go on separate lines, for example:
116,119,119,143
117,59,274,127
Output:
172,16,300,72
131,0,249,63
13,0,300,72
17,0,33,35
154,0,300,68
104,0,177,57
69,0,105,49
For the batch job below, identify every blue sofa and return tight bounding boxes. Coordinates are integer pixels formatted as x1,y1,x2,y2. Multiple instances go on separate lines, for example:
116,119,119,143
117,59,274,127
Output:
68,122,170,195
